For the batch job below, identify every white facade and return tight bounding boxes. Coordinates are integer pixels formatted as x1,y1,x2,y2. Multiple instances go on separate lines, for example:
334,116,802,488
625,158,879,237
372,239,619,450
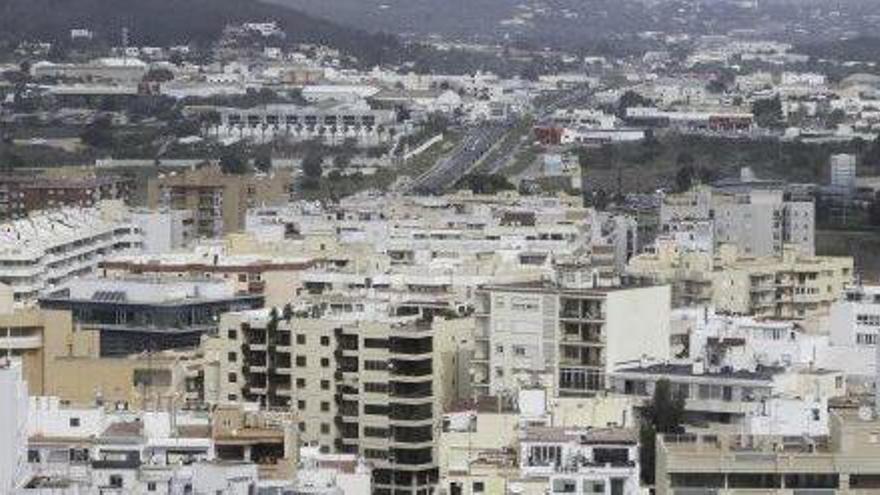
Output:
131,209,194,254
0,360,28,494
0,201,145,305
520,428,640,495
830,153,857,191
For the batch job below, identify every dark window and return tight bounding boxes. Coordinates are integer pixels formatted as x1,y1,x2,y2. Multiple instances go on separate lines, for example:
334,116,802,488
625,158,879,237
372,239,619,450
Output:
296,356,306,367
227,373,237,383
321,423,330,434
320,380,330,390
227,352,237,362
227,329,237,340
320,336,330,346
297,334,306,345
321,401,330,412
321,357,330,368
69,418,80,428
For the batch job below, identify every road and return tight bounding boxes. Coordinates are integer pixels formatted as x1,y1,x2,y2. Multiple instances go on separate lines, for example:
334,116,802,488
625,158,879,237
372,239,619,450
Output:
406,85,595,194
407,122,511,195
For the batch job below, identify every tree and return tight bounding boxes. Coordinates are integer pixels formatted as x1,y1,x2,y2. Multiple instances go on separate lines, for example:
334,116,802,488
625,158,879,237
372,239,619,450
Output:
144,68,175,83
616,90,652,118
254,148,272,173
752,96,784,129
219,146,248,174
862,134,880,168
457,174,515,195
675,165,695,193
301,150,324,189
80,116,115,148
639,379,686,485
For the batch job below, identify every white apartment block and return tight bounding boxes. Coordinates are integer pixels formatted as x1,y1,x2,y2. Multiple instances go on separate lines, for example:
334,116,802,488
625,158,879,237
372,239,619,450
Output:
660,185,815,257
0,359,29,494
473,269,671,398
520,427,640,495
0,201,145,305
609,361,842,437
213,102,400,146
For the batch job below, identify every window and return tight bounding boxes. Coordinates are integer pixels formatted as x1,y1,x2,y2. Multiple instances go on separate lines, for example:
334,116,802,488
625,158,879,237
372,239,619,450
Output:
227,352,237,363
473,482,485,493
320,336,330,346
296,378,306,388
69,417,80,428
513,346,526,356
364,360,387,371
296,334,306,345
298,400,306,410
227,394,237,401
365,427,389,438
321,423,330,434
296,356,307,367
227,329,237,340
27,449,39,463
109,475,123,488
321,380,330,390
321,358,330,368
364,404,390,415
364,382,388,393
298,422,306,432
364,449,386,459
227,373,238,383
147,482,157,492
364,338,387,349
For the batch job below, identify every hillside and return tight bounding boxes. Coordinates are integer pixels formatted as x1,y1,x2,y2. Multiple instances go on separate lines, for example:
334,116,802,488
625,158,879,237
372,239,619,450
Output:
0,0,402,65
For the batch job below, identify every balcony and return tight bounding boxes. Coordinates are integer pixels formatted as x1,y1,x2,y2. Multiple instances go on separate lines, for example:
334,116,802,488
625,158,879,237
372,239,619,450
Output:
0,335,42,350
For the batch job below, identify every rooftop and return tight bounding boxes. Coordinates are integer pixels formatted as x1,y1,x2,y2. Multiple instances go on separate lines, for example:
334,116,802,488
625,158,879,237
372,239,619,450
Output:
613,362,784,382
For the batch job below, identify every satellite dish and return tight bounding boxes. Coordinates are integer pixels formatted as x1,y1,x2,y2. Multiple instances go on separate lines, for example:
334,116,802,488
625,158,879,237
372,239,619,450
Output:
858,405,874,422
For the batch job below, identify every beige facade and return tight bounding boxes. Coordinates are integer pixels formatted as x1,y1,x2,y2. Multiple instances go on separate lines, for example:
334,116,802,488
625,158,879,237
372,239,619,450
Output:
0,303,74,396
209,308,449,495
147,166,291,238
656,409,880,494
628,243,853,321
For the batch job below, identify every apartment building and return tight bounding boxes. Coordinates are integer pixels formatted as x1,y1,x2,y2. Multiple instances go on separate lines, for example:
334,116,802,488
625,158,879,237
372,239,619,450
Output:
20,397,309,493
0,359,28,494
0,286,74,395
100,246,316,307
627,243,852,320
439,391,641,495
0,201,144,304
0,174,132,221
609,361,842,437
520,427,640,495
213,102,399,146
39,277,263,357
147,166,292,238
656,409,880,495
473,267,671,398
212,307,446,495
659,184,815,257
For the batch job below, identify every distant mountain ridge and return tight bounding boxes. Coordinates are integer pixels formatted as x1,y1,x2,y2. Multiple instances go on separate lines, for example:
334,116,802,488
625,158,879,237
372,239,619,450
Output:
0,0,401,65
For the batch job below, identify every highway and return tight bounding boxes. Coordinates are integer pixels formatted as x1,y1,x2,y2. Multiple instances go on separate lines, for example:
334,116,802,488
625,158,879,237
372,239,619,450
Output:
407,122,511,195
406,85,595,195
